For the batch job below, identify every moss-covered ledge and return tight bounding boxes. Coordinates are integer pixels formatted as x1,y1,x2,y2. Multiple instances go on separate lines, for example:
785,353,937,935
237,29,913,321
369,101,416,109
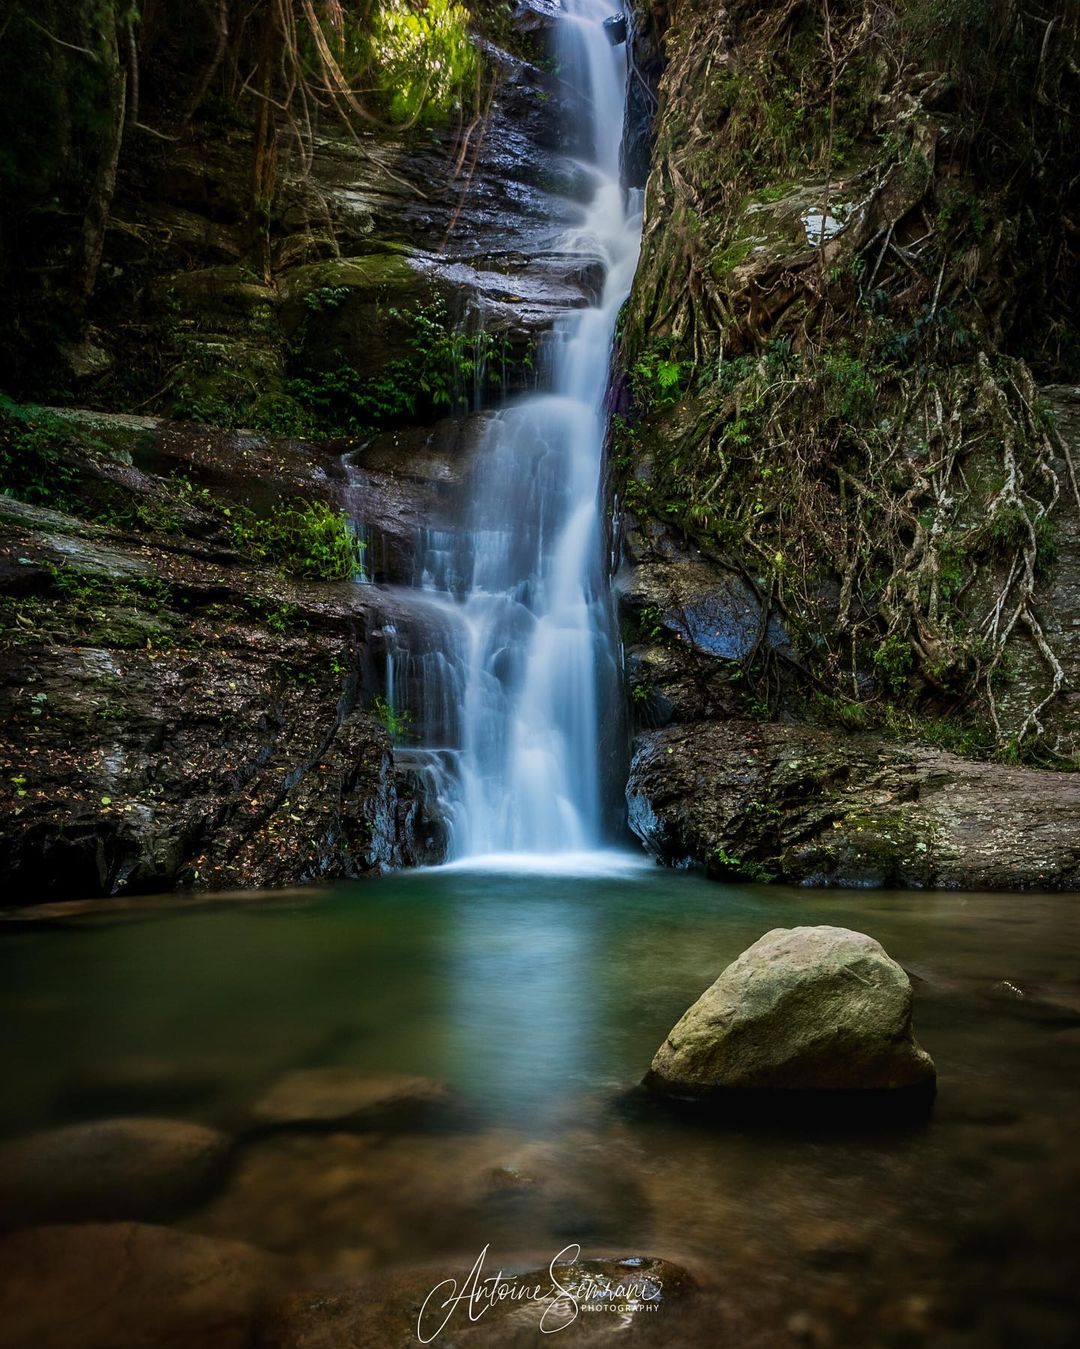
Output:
626,720,1080,890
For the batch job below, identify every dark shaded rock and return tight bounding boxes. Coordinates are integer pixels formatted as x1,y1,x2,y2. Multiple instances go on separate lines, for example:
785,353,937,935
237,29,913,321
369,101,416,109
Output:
615,524,794,726
618,558,790,663
59,337,114,381
0,1118,230,1226
345,412,493,585
622,2,667,191
626,719,1080,889
645,926,936,1097
278,253,443,379
0,1222,278,1349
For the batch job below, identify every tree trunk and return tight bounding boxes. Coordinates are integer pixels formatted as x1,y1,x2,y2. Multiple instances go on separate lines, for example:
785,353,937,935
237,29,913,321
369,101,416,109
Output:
181,0,229,130
72,17,127,316
249,0,278,281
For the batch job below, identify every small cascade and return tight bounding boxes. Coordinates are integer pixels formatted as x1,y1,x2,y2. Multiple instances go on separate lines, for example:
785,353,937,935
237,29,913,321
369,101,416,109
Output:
355,1,642,862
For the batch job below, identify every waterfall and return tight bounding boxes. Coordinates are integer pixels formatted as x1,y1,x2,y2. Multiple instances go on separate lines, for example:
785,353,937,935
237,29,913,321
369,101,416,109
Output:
373,2,642,864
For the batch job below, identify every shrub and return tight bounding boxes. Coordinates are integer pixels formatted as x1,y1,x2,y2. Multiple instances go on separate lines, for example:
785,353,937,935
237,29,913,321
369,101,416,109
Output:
231,500,363,581
0,397,84,509
373,695,412,740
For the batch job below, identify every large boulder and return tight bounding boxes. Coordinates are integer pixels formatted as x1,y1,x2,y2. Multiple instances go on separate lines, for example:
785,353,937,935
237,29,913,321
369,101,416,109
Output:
645,926,936,1098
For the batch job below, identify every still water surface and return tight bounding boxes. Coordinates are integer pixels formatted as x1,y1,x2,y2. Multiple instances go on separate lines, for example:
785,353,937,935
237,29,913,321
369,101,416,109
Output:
2,863,1078,1345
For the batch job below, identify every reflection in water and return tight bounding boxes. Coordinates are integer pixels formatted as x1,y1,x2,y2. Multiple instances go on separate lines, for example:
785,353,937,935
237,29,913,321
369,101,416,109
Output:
1,870,1079,1345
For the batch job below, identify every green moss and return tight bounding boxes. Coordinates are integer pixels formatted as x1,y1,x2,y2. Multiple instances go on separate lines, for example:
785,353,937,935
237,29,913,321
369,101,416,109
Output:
0,564,178,652
711,238,754,280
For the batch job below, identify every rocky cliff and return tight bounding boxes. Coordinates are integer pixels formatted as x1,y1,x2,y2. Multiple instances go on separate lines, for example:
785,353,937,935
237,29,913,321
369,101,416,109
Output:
0,0,595,899
617,0,1080,885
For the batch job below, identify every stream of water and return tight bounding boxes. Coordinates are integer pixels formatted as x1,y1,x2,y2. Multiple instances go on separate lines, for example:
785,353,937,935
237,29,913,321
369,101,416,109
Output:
371,2,641,860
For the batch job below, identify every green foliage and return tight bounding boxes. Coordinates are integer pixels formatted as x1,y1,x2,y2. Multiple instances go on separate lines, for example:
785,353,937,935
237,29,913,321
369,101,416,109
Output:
0,398,85,509
244,597,301,635
372,695,412,741
0,562,178,652
288,301,512,435
873,633,914,692
637,604,666,642
230,500,363,581
935,186,987,241
169,392,239,428
0,400,186,531
47,564,169,613
631,344,693,410
822,352,875,422
711,845,777,885
320,0,480,128
744,799,782,822
247,394,316,439
303,286,350,313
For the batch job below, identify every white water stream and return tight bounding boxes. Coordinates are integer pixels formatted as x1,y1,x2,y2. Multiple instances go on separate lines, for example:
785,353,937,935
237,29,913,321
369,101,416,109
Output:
380,2,641,860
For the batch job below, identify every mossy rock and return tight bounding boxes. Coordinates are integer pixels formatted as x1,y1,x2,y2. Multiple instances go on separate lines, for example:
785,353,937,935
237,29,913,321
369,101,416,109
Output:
278,254,426,318
278,253,446,376
169,337,286,425
161,266,279,334
32,408,160,467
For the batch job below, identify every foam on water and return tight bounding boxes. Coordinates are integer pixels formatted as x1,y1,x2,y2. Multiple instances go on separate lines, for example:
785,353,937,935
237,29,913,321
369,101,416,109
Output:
431,849,652,878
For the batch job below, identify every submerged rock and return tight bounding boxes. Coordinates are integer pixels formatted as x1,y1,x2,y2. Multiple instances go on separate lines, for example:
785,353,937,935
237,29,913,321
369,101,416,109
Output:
0,1222,276,1349
645,926,936,1098
250,1068,451,1131
259,1254,696,1347
0,1117,231,1226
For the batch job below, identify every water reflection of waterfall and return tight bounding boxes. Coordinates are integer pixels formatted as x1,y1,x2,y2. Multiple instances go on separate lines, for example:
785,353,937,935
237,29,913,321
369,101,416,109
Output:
361,2,642,862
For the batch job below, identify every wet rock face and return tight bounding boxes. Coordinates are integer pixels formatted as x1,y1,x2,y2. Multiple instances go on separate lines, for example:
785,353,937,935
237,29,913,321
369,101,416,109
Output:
616,520,795,726
0,415,439,900
622,2,667,190
85,11,596,430
645,926,936,1097
626,720,1080,890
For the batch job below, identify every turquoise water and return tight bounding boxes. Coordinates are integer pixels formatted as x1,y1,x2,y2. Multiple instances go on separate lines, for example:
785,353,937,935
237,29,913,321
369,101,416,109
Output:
2,863,1079,1344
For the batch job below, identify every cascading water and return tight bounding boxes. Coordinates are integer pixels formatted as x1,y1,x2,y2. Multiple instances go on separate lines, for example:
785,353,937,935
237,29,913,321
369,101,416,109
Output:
376,2,642,863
